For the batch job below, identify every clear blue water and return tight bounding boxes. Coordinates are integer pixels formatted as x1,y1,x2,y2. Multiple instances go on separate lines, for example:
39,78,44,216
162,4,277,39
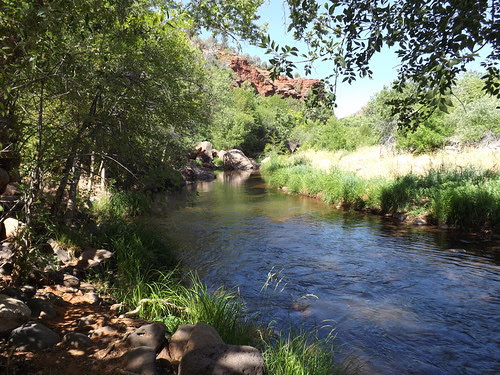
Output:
153,171,500,374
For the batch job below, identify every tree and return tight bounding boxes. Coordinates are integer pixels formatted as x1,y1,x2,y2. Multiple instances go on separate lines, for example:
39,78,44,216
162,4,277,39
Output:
1,0,211,224
262,0,499,128
181,0,266,44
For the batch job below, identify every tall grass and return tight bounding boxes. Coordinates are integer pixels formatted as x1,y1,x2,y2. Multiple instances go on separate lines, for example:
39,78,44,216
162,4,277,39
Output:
262,328,346,375
261,155,499,232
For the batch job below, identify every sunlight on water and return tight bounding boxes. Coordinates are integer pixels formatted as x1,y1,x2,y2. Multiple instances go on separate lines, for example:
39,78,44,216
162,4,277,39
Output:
153,171,500,375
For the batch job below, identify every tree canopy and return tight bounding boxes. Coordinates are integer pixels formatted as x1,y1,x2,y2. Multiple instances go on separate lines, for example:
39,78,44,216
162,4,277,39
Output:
262,0,499,127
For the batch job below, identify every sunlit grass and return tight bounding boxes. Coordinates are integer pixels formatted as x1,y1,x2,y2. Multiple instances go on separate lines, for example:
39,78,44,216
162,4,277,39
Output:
262,327,348,375
261,154,499,232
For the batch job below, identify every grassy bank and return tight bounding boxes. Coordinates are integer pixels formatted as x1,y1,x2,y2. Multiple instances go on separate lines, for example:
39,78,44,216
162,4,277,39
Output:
55,190,345,374
261,153,500,233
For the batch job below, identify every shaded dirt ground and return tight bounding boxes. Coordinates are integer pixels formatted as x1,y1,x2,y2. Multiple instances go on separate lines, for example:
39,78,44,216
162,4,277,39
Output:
0,285,152,375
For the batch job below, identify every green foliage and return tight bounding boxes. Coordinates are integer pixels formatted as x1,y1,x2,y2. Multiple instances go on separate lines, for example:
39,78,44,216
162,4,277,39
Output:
92,191,151,219
263,0,499,127
261,155,382,210
185,0,265,43
297,116,379,152
213,156,223,166
262,329,340,375
396,112,453,153
361,72,499,151
209,83,306,156
446,96,500,144
432,179,500,232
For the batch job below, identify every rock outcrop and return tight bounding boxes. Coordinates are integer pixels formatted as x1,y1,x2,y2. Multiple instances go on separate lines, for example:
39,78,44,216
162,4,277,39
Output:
228,55,323,100
223,149,259,171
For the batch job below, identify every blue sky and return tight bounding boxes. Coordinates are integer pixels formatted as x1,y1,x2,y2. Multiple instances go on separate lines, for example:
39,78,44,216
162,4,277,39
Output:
236,1,400,118
233,0,489,118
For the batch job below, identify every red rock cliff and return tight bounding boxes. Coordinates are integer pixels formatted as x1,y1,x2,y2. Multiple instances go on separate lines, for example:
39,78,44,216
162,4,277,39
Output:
228,56,322,100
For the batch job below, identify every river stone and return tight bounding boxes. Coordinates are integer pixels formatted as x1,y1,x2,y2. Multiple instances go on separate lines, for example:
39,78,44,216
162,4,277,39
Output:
81,292,100,305
0,242,13,260
62,332,93,349
122,346,158,375
63,274,80,289
0,294,31,334
91,325,118,338
9,322,60,351
179,344,265,375
0,287,24,300
128,322,167,352
42,292,65,306
168,322,223,363
20,285,36,299
181,162,215,182
28,297,57,320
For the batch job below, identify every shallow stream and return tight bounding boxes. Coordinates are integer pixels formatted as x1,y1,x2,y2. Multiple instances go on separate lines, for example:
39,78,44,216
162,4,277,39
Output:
152,171,499,374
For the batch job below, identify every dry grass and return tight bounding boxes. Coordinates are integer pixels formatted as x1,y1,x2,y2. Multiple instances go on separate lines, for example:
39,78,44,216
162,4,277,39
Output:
301,146,500,179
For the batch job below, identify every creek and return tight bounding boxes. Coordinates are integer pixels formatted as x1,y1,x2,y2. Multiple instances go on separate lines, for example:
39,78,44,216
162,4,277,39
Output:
152,171,500,375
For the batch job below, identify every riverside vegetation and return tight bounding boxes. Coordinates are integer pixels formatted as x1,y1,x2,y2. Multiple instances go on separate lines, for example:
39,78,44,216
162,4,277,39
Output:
54,190,347,375
0,1,498,374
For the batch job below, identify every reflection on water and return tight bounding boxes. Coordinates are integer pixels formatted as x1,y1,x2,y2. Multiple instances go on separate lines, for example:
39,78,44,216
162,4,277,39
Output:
153,171,500,375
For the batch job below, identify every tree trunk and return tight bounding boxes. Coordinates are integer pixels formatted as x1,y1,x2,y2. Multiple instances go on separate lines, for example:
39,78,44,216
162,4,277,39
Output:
88,153,95,192
100,160,106,190
26,81,44,225
64,157,81,225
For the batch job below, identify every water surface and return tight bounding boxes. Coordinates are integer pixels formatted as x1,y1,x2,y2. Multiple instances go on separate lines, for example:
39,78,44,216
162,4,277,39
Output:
153,171,500,374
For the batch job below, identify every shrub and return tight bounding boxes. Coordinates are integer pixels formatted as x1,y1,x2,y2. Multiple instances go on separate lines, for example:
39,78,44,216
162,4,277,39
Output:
396,112,453,153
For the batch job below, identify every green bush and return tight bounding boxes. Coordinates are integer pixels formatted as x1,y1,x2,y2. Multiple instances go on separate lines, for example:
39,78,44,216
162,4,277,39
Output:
380,168,500,231
396,112,453,153
445,96,500,144
300,116,378,152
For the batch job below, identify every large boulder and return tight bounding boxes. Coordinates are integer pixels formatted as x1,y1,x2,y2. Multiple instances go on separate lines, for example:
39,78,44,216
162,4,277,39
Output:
196,141,214,161
80,248,113,266
179,344,265,375
27,297,57,320
0,294,31,334
122,346,158,375
62,332,93,349
223,149,258,171
165,322,223,363
9,322,60,351
1,217,23,240
47,239,70,262
128,322,167,353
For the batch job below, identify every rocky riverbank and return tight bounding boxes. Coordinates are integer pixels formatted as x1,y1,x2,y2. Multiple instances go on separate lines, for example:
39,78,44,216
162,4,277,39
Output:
0,212,265,375
0,231,266,375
